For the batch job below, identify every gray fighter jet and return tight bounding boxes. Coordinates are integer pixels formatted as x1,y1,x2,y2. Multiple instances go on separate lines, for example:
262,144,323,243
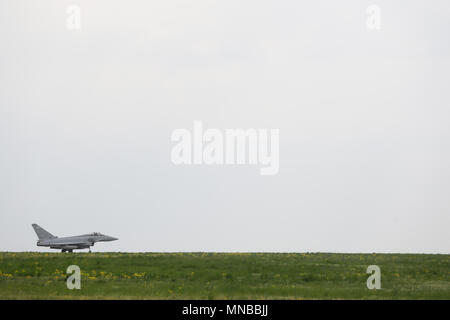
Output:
32,224,118,252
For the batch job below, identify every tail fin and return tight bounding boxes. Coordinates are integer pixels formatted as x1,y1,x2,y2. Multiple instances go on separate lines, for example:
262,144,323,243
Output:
32,224,57,240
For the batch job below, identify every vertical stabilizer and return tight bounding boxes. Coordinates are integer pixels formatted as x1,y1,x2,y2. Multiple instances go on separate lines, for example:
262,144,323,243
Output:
32,224,57,240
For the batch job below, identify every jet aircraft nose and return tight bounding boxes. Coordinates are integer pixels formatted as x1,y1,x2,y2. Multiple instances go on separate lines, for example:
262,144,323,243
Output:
103,235,118,241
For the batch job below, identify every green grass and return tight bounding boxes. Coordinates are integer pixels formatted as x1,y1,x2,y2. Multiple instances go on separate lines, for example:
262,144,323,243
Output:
0,252,448,299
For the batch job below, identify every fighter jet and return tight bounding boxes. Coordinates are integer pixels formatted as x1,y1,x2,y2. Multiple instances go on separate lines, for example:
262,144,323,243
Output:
32,224,118,252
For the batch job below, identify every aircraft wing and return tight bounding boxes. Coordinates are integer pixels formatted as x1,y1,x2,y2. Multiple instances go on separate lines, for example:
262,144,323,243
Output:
49,240,92,246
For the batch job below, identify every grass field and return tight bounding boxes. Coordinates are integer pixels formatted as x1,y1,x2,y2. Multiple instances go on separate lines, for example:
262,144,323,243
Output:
0,252,449,299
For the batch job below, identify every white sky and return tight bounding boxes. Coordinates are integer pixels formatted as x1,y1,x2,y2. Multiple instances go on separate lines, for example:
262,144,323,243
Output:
1,0,449,253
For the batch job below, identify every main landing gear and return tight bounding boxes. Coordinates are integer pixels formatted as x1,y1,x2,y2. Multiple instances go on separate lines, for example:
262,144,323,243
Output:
61,249,73,253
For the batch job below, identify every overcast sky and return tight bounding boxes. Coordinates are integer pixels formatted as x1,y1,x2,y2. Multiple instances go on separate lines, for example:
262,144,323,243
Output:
1,0,449,253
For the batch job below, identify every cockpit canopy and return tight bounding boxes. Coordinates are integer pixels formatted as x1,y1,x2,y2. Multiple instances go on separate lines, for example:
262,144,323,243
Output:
89,232,103,236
